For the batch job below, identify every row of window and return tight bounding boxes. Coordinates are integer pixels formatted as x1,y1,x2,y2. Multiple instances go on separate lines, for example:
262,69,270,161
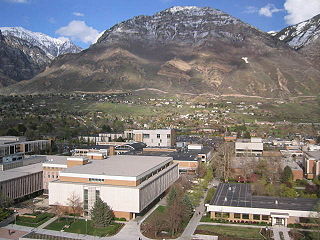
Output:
214,212,269,221
139,162,171,184
89,178,104,182
142,134,171,139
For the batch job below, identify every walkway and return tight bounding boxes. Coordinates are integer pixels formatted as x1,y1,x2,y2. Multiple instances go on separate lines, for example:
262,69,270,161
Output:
272,226,292,240
38,216,58,229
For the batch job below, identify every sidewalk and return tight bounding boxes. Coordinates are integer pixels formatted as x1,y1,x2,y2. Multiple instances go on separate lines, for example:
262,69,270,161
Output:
38,216,58,229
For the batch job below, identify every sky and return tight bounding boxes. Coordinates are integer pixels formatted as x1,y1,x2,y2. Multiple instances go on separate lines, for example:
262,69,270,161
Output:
0,0,320,48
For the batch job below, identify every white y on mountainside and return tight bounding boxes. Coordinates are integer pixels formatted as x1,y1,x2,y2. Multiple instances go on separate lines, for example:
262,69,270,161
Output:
0,26,82,59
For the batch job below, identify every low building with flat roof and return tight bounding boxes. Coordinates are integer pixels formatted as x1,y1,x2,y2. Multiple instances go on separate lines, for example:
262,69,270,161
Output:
49,155,179,220
0,163,43,200
235,138,263,156
206,183,318,226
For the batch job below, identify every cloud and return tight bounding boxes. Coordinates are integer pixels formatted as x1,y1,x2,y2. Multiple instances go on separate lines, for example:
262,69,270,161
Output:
259,4,283,17
244,6,259,14
73,12,85,17
56,20,100,44
284,0,320,24
48,17,56,24
4,0,28,3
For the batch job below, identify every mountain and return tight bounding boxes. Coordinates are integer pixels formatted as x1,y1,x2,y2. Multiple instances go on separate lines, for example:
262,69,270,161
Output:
275,14,320,68
2,6,320,97
0,30,45,86
0,27,82,86
0,27,82,59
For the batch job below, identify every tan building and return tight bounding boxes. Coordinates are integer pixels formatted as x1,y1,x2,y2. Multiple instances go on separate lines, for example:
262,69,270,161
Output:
235,138,263,156
304,151,320,179
48,155,179,220
0,163,43,200
206,183,318,226
126,129,176,147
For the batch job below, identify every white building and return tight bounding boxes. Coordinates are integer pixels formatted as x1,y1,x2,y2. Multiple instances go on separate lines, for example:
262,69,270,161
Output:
206,183,318,226
126,129,175,147
235,138,263,156
49,155,179,220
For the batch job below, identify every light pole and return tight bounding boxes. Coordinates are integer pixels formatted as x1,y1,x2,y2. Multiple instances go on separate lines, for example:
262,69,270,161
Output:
14,210,17,225
85,218,88,235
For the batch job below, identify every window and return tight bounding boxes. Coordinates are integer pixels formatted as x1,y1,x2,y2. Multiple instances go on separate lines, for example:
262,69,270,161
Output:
84,189,88,210
48,175,50,178
215,212,222,218
157,134,160,139
262,215,269,221
253,214,261,220
89,178,104,182
167,134,171,139
242,214,249,219
234,213,241,219
96,190,100,200
143,134,150,139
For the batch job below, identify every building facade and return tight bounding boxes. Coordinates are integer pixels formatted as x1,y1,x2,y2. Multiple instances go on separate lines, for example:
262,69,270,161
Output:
48,155,179,220
235,138,263,156
128,129,175,147
206,183,318,226
304,151,320,179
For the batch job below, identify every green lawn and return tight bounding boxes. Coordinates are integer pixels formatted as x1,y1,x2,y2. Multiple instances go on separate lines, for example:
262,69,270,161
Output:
16,212,55,227
45,217,123,237
195,225,263,239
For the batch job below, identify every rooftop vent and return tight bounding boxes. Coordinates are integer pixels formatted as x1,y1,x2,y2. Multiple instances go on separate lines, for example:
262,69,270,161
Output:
275,200,278,205
228,187,232,191
224,197,227,202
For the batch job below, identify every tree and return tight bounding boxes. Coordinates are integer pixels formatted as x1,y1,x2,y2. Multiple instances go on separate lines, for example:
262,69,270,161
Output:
90,197,114,227
281,166,293,183
17,124,27,135
243,131,251,139
0,194,13,208
67,192,82,221
143,210,166,237
101,124,112,133
6,128,19,136
309,201,320,240
52,203,65,221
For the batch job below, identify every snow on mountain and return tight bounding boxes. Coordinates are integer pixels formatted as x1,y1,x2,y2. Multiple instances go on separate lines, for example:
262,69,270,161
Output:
0,27,82,59
97,6,263,46
275,14,320,49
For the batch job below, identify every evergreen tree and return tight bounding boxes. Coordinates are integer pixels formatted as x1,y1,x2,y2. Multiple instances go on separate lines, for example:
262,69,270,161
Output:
281,166,293,183
182,194,193,220
90,197,114,227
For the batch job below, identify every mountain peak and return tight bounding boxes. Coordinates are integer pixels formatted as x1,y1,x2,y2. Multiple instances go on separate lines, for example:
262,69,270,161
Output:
0,26,82,59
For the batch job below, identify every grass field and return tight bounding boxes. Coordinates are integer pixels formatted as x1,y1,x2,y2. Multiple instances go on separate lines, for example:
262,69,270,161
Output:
45,217,123,237
195,225,263,239
16,212,55,227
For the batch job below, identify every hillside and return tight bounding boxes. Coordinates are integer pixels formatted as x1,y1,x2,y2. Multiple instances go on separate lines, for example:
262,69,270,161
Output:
2,6,320,97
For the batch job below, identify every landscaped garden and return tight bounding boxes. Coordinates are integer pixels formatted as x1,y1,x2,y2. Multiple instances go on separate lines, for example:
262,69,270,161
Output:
195,225,264,240
0,208,13,222
45,217,123,237
16,212,55,227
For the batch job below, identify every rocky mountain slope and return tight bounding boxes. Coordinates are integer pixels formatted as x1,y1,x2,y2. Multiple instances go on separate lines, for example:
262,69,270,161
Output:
0,30,45,86
2,6,320,97
0,27,82,59
275,14,320,68
0,27,81,86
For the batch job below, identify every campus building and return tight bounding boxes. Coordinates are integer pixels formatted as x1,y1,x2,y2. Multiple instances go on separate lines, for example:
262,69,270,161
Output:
304,151,320,179
48,155,179,220
235,138,263,156
0,136,51,171
206,183,318,226
128,129,176,147
0,163,43,200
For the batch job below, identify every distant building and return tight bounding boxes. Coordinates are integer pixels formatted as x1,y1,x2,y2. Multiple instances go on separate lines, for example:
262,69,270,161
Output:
48,155,179,220
235,138,263,156
0,137,51,171
206,183,318,226
127,129,176,147
304,151,320,179
0,163,43,200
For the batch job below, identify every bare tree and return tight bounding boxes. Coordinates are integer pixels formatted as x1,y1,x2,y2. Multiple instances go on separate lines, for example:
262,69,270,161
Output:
52,202,65,221
67,192,82,221
212,143,234,181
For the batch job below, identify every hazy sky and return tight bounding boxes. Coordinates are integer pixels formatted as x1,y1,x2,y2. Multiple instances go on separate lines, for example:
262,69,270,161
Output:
1,0,319,48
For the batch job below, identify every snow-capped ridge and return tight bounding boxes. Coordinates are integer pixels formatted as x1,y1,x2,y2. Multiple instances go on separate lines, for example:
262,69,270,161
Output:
0,27,82,59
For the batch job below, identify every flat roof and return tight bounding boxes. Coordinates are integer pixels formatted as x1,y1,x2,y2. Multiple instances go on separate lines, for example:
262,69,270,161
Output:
41,155,69,165
0,163,42,182
125,150,199,161
306,151,320,160
211,183,317,212
61,155,172,178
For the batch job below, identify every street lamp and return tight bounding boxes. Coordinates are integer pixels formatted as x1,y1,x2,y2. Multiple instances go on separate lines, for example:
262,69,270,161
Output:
85,218,88,235
14,210,17,225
